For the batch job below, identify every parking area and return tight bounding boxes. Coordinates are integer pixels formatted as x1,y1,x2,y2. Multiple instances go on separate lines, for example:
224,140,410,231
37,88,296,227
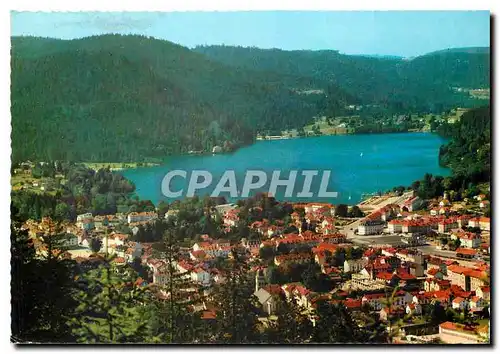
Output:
351,234,405,246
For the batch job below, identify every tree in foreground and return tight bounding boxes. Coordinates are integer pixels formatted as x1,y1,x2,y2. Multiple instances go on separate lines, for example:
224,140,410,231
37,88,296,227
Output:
209,250,260,343
68,260,150,343
145,229,203,343
11,211,78,343
262,297,313,343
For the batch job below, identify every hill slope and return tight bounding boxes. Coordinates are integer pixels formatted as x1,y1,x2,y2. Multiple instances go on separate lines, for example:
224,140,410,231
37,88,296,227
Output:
193,45,490,112
11,36,490,162
11,35,354,162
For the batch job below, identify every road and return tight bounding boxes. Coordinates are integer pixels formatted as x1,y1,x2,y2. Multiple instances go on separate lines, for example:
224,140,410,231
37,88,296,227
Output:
340,192,413,239
418,245,458,258
350,234,405,246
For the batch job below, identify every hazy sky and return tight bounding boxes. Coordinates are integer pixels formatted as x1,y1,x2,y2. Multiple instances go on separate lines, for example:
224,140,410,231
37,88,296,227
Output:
11,11,490,57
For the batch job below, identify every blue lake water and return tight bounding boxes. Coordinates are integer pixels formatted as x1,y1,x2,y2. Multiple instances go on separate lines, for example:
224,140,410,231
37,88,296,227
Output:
121,133,451,205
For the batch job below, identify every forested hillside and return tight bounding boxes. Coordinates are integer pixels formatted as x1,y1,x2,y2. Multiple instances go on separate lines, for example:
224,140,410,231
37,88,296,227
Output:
410,106,490,203
438,106,491,182
11,35,351,162
194,45,490,113
11,35,490,162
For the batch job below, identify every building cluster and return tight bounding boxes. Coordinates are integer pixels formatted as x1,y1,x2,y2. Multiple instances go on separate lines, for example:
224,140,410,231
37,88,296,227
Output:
21,188,490,344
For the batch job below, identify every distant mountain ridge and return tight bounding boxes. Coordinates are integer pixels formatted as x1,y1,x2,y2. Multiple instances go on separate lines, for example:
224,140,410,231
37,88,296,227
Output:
193,44,490,107
10,35,490,162
419,46,490,57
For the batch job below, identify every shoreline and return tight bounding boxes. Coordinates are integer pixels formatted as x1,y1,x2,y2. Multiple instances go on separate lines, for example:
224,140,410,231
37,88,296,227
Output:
257,129,431,141
83,162,161,171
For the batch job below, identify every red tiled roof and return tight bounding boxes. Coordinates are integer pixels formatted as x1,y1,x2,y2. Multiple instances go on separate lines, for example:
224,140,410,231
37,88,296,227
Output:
263,284,284,296
201,310,217,320
448,264,473,275
363,293,386,300
452,297,465,304
312,242,338,253
456,248,477,256
376,272,394,281
191,250,207,258
397,272,416,281
427,268,440,275
344,298,362,309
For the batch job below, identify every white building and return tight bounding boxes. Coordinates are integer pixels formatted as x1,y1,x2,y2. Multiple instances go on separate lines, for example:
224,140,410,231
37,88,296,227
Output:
358,220,385,235
127,211,158,224
190,268,211,286
344,258,369,273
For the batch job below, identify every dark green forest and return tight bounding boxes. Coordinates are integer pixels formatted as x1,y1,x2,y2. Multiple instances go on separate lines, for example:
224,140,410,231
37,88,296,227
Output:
194,45,490,113
410,106,491,201
11,35,489,162
438,106,491,181
11,35,335,162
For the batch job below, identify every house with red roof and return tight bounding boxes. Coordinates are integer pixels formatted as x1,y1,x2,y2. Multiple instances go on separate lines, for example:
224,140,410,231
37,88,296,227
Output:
469,296,487,311
476,286,490,301
223,209,240,227
321,217,335,230
254,285,284,315
361,292,387,311
342,298,362,311
447,264,472,290
447,264,488,292
457,215,472,228
452,297,469,311
424,278,451,292
190,268,211,286
357,218,385,235
147,258,165,274
400,196,423,212
468,217,490,231
190,250,208,261
153,264,169,286
201,310,217,321
312,242,337,254
360,258,393,280
451,230,481,249
381,247,398,257
281,282,315,309
379,306,405,322
456,248,478,259
405,302,422,316
438,218,459,233
176,260,194,274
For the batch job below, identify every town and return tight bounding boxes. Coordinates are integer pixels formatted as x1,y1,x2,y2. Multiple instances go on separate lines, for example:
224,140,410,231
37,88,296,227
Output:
14,162,491,344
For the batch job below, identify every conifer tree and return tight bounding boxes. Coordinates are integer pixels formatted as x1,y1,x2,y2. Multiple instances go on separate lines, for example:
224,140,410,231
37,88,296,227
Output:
209,250,260,343
262,297,313,343
68,260,149,343
11,213,76,342
146,228,203,343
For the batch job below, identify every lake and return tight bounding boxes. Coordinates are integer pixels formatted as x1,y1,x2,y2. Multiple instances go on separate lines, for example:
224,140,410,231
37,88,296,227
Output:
121,133,451,205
